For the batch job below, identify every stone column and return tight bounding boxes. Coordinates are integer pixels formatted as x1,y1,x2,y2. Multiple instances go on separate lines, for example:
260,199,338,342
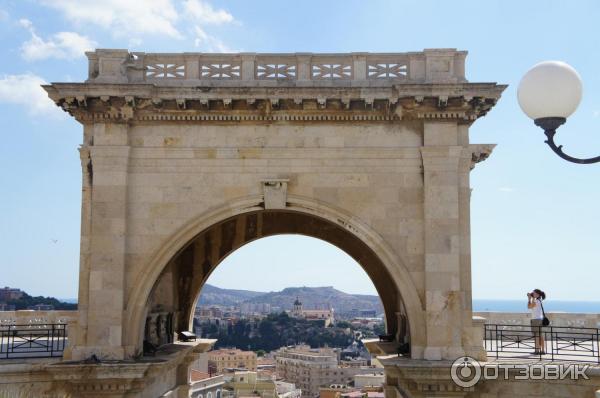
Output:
421,121,467,360
71,123,130,360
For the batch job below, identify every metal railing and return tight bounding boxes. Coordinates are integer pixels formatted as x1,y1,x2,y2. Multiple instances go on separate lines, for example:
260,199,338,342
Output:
0,324,67,359
485,324,600,363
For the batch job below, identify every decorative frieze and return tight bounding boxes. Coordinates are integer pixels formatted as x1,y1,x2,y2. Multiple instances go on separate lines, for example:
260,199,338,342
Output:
44,88,502,124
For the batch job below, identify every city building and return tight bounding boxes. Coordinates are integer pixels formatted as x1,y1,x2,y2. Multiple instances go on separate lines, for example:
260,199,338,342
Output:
319,386,384,398
28,304,54,311
339,358,368,368
196,306,225,319
257,357,277,379
275,381,302,398
353,373,384,388
189,370,225,398
208,349,258,374
339,309,379,319
224,371,277,398
275,346,382,398
240,302,272,315
290,298,334,327
0,287,24,302
348,318,382,331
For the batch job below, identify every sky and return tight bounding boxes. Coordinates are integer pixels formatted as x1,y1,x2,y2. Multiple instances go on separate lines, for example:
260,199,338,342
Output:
0,0,598,302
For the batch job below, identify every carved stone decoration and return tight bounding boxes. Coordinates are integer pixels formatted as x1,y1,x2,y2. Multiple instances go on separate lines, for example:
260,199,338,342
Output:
469,144,496,169
368,62,407,79
262,179,289,209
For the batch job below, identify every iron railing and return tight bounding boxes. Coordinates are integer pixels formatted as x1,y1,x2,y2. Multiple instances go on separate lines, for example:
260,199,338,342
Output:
0,323,67,359
485,323,600,363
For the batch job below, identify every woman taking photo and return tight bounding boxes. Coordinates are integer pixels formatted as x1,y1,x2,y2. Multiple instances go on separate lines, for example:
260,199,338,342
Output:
527,289,547,355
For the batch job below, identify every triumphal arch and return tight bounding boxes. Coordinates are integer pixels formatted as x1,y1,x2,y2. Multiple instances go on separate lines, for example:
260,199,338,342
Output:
40,49,504,396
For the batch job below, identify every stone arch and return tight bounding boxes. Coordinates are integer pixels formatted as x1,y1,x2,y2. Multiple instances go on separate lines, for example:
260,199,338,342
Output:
124,195,425,357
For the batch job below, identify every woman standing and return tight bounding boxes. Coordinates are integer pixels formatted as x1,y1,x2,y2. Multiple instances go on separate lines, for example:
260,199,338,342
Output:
527,289,547,355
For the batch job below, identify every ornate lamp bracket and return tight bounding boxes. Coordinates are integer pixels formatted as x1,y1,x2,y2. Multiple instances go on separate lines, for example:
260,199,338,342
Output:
534,117,600,164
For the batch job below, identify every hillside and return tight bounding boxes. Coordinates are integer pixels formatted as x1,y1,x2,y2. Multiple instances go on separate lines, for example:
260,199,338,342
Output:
197,284,383,314
1,291,77,310
196,284,266,306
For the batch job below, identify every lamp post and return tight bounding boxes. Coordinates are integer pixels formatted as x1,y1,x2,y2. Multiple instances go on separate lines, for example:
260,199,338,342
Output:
518,61,600,164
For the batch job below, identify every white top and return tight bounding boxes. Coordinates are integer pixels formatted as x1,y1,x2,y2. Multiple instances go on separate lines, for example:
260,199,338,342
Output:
530,298,543,320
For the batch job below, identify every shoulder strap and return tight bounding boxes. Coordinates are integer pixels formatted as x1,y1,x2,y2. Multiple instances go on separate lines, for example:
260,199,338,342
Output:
539,299,546,317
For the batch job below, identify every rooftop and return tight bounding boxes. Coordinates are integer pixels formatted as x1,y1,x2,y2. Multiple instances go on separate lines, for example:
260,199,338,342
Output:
209,348,256,356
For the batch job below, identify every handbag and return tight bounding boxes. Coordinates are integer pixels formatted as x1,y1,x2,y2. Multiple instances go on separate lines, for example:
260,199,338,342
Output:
539,300,550,326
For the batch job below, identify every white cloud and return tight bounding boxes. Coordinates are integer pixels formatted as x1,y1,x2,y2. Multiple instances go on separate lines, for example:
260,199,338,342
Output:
498,187,515,193
593,110,600,118
0,8,8,21
20,19,96,61
19,18,32,29
128,37,143,49
36,0,237,52
193,25,233,52
183,0,234,24
0,74,61,116
41,0,181,38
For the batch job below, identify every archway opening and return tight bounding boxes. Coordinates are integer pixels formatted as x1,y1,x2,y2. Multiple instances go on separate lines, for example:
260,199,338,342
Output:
141,210,411,356
193,234,386,350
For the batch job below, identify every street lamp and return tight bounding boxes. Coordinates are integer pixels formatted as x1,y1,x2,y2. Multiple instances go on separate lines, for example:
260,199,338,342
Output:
518,61,600,164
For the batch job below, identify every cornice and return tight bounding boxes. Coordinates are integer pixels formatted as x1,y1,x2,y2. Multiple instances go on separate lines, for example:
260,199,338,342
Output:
43,83,505,124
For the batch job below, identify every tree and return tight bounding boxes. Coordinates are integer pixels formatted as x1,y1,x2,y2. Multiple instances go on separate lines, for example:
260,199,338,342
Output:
5,293,77,311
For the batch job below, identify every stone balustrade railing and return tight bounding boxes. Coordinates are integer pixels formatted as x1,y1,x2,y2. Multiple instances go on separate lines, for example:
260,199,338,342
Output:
86,48,467,86
0,310,77,327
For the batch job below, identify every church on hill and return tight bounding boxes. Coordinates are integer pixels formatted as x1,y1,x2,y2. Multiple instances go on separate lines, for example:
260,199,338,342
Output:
290,297,335,327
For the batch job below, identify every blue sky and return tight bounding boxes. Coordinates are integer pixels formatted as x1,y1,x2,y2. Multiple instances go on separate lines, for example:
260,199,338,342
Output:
0,0,598,301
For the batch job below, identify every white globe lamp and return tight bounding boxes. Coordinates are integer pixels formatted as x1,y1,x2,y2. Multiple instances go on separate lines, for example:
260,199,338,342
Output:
518,61,599,164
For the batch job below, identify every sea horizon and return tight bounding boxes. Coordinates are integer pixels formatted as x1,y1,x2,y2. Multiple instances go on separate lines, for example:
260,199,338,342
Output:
473,299,600,314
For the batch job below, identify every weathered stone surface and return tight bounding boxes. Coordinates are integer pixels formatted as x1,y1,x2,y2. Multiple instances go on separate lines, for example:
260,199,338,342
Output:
381,356,600,398
19,49,508,396
0,340,216,398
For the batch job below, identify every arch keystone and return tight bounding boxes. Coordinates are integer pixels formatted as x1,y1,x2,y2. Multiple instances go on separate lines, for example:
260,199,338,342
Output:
261,179,289,209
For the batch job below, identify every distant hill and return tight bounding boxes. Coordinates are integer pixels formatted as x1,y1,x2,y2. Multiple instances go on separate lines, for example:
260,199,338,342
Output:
197,284,266,306
197,284,383,314
1,291,77,311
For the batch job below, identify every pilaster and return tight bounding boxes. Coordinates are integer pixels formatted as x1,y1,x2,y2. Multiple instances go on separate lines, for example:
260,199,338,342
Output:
421,120,465,360
72,123,131,360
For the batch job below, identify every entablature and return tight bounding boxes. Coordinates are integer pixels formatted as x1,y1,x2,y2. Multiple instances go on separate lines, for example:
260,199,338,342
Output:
43,49,506,124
